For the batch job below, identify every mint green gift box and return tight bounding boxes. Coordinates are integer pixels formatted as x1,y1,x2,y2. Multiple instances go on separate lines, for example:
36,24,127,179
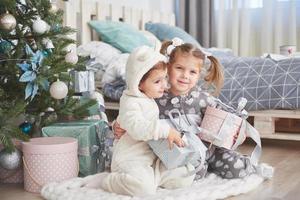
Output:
41,120,109,176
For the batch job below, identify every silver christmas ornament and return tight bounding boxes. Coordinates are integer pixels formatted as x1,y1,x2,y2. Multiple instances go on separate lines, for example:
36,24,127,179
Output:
32,19,48,34
65,51,79,64
0,12,17,31
0,149,22,170
50,80,68,99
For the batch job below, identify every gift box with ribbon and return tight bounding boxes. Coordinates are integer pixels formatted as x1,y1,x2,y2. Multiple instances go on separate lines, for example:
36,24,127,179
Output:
41,120,111,176
199,98,262,167
71,70,95,93
148,109,207,171
198,97,250,149
199,106,244,149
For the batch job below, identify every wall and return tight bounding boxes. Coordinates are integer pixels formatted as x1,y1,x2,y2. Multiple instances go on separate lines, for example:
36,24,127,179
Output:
101,0,175,13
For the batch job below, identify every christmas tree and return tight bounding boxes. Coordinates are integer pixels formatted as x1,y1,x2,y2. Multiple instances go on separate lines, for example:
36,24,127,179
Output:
0,0,95,152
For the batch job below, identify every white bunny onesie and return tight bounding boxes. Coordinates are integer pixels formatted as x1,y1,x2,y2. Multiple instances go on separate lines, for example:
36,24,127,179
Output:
84,46,195,196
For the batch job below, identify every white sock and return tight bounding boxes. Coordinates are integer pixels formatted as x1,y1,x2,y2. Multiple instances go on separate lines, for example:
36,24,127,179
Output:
255,163,274,179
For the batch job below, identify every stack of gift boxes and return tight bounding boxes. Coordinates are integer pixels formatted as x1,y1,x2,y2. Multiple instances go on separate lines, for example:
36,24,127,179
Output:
35,70,114,190
41,120,112,176
0,70,114,193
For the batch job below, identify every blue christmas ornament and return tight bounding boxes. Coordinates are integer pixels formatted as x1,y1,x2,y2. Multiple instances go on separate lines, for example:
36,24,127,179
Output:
0,40,11,54
42,50,49,56
42,49,52,56
51,24,61,33
19,121,33,134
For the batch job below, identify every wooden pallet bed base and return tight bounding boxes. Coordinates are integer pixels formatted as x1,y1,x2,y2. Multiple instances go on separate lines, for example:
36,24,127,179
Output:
249,110,300,141
105,101,300,141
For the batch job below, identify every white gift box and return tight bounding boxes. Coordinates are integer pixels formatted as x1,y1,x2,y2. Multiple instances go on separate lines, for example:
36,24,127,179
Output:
148,109,207,170
71,71,95,93
148,135,196,170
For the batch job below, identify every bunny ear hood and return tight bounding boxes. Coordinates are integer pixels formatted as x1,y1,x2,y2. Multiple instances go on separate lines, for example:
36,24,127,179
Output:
124,46,167,97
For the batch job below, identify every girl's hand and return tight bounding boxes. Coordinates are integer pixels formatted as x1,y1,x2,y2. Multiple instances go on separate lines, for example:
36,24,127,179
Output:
167,129,185,149
112,121,126,139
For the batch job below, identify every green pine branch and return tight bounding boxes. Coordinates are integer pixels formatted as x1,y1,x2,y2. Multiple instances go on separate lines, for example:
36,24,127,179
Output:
0,90,29,151
1,0,99,151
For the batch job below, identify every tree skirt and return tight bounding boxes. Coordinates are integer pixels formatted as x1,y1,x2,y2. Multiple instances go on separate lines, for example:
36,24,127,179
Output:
41,173,264,200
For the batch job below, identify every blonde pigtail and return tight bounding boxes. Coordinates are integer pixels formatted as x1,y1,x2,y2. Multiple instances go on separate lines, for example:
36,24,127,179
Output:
204,55,224,96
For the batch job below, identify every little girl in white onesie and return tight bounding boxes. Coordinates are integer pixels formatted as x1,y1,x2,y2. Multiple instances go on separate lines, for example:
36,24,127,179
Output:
83,46,195,196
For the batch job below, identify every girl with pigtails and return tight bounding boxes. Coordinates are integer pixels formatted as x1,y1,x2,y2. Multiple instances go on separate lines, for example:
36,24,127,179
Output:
156,38,256,179
114,38,267,181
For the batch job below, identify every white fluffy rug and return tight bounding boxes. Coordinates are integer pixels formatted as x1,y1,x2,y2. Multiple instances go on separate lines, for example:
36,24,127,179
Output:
41,173,264,200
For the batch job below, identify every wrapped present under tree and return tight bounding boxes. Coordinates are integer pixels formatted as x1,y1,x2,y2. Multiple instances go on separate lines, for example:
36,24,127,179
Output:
41,120,112,176
71,70,95,93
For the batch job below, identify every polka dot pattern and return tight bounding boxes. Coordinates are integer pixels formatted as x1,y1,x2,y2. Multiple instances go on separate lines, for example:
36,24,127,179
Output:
23,151,78,193
200,111,223,141
199,107,242,149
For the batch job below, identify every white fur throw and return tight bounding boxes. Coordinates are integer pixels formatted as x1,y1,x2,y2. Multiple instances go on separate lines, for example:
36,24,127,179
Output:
41,173,264,200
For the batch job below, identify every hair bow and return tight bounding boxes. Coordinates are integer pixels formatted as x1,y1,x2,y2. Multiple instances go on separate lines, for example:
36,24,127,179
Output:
166,37,184,56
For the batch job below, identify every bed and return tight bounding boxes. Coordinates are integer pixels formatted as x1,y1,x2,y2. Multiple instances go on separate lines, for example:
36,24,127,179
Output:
57,0,300,141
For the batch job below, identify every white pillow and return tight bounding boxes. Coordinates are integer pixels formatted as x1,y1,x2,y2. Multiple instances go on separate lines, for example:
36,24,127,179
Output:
101,53,129,85
77,41,121,68
140,30,162,52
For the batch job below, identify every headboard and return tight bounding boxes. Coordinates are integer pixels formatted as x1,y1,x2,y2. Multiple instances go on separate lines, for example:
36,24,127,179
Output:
57,0,176,46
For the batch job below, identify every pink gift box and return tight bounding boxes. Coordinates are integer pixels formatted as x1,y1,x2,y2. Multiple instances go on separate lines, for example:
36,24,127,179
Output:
22,137,79,193
199,106,246,149
0,140,23,184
